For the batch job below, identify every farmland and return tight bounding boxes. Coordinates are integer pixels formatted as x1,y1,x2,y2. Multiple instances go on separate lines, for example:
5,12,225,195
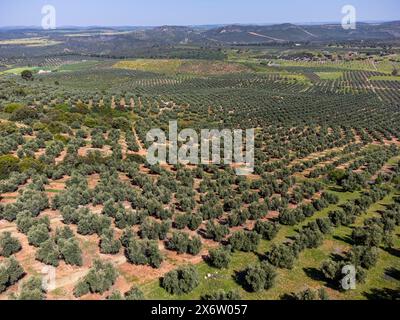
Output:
0,37,62,47
0,23,400,301
113,59,250,75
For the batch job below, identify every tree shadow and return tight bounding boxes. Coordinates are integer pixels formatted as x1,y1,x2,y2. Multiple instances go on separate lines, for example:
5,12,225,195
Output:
280,293,297,300
303,267,326,282
197,228,208,239
384,267,400,281
383,246,400,258
270,217,279,223
287,235,298,242
332,234,353,245
232,270,253,293
328,186,344,193
303,265,342,291
363,288,400,300
254,251,267,262
202,254,212,267
330,253,345,262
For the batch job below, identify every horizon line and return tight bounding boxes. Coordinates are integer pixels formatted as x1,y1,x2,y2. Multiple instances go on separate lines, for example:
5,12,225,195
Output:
0,19,398,30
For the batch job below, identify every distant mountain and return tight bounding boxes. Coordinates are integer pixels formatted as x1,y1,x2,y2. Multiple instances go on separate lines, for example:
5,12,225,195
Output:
1,21,399,58
122,21,400,45
133,25,206,44
1,21,400,44
202,21,400,43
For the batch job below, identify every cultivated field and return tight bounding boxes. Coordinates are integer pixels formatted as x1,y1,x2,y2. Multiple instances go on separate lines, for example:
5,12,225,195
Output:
0,41,400,301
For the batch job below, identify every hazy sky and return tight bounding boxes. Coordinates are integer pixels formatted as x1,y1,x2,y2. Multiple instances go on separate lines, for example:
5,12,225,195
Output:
0,0,399,27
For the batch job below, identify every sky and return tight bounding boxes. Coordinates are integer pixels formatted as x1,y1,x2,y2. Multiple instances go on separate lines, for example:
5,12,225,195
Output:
0,0,399,27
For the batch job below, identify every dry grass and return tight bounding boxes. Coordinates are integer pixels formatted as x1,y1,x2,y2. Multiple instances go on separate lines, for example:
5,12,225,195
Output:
113,59,249,75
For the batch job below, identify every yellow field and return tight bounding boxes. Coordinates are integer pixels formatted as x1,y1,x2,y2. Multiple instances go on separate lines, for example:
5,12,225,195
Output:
0,37,62,47
114,59,183,74
113,59,250,75
0,67,37,75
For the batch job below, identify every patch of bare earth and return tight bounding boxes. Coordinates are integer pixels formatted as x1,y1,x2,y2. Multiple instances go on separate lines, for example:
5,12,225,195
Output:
78,146,112,157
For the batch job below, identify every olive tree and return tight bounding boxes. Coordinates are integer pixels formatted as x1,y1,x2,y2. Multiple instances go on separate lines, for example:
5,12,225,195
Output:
73,259,118,297
207,246,231,269
161,265,199,295
241,261,277,292
0,232,22,257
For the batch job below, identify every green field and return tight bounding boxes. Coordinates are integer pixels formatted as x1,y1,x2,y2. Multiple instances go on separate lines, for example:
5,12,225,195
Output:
140,189,400,300
370,75,400,81
316,72,343,80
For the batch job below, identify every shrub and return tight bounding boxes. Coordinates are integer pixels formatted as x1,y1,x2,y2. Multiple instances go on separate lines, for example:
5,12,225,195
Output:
19,157,45,173
228,209,250,227
0,257,25,293
10,107,39,122
77,213,111,236
293,223,324,252
36,239,60,267
125,239,163,268
208,246,231,269
16,212,49,234
254,220,280,240
167,232,202,255
291,288,329,300
73,260,118,297
140,218,171,240
321,260,342,282
4,103,24,113
201,290,241,300
27,224,50,247
321,259,367,288
279,208,305,226
267,244,296,269
174,214,189,229
59,238,83,266
125,287,145,300
187,236,202,255
205,220,229,242
329,209,355,227
100,229,122,255
16,277,45,300
316,218,332,234
107,291,123,300
21,70,34,81
187,214,202,231
0,155,20,179
0,232,22,257
321,192,340,205
229,231,260,252
351,224,384,247
347,246,379,270
60,206,81,225
120,228,135,247
313,198,329,211
161,265,199,295
242,261,277,292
